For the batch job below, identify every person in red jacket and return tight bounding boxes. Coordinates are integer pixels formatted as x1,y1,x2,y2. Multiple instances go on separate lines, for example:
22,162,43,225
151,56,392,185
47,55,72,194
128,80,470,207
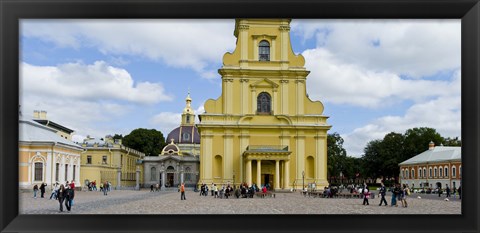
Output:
70,180,75,190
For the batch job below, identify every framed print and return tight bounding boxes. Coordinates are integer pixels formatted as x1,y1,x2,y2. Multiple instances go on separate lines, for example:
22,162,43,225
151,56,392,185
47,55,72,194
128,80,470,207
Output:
1,0,479,232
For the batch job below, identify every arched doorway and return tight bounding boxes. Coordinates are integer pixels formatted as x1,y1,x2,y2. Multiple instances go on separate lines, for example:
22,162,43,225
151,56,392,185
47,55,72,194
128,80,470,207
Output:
166,166,175,187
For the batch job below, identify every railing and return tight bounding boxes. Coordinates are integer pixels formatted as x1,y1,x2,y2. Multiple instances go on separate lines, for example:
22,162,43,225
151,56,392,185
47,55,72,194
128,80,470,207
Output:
246,145,288,151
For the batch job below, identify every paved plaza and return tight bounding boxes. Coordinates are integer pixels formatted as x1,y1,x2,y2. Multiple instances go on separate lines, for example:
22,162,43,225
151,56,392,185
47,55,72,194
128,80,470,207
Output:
20,189,461,215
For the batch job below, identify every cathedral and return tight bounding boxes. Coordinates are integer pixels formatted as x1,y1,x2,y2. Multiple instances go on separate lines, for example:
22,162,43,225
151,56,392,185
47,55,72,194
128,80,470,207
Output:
197,19,332,191
143,93,200,189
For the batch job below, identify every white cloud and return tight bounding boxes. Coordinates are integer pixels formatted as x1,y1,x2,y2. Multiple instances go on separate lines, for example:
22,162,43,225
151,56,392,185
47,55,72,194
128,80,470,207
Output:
304,49,460,108
342,94,461,157
21,19,236,79
294,19,461,78
21,61,172,104
150,112,181,136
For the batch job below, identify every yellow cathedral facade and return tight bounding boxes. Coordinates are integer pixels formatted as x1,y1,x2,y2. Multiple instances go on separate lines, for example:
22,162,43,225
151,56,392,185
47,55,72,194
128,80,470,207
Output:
197,19,331,191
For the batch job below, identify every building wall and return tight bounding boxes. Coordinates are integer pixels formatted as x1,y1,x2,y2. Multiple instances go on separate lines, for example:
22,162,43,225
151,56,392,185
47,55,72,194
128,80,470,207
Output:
399,161,462,189
198,19,331,190
19,143,82,189
80,142,144,188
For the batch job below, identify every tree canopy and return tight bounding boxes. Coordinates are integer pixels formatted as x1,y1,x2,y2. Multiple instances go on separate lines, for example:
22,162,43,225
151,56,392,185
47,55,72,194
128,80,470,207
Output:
122,128,166,156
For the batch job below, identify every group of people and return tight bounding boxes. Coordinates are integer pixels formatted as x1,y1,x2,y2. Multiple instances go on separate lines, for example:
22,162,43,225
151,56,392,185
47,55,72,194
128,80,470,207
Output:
149,183,161,192
199,183,236,199
33,180,76,212
377,183,410,207
84,180,111,195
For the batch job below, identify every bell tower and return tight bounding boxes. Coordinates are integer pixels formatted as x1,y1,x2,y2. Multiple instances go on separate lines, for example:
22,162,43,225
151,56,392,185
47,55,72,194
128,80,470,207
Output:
181,92,195,126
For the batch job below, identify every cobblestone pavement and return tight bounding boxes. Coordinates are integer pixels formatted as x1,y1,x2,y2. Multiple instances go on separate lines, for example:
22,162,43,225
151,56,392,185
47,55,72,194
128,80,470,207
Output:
19,189,461,215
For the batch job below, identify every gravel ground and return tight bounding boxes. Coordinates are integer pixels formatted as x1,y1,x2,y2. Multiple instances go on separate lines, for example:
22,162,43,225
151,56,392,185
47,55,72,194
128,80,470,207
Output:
19,189,461,215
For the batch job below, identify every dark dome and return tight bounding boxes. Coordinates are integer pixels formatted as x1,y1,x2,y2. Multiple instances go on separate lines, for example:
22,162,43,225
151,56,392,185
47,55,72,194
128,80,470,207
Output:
166,126,200,144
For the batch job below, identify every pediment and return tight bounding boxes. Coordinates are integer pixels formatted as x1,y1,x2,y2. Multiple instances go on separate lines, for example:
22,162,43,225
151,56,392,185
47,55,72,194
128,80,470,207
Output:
250,78,279,88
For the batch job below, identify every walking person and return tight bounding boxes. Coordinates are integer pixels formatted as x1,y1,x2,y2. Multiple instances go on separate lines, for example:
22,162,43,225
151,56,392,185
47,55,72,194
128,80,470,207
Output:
378,183,388,206
39,182,46,198
362,186,370,205
214,184,219,198
103,181,109,196
401,184,409,208
64,186,75,211
50,182,59,200
390,184,398,207
180,183,186,200
33,184,39,198
57,184,65,212
446,184,451,198
211,183,215,196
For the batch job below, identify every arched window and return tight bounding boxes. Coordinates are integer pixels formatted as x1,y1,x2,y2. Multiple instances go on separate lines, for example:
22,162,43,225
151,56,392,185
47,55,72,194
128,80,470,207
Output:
429,168,432,178
151,167,156,181
452,166,456,178
411,169,415,179
423,167,426,178
257,92,271,114
418,168,422,178
406,170,409,179
182,133,190,141
214,155,223,179
445,167,449,178
259,40,270,61
186,115,190,123
306,156,314,179
34,162,43,181
439,166,443,177
434,167,437,177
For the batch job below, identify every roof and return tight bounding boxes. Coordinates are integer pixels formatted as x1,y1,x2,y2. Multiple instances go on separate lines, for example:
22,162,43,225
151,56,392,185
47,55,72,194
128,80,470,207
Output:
399,146,461,166
19,118,83,150
33,119,75,134
166,126,200,144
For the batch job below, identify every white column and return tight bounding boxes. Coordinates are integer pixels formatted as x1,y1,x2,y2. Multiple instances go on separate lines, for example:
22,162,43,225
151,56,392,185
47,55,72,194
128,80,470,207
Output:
246,160,252,186
135,167,140,190
116,168,122,189
275,160,280,190
46,151,52,184
256,160,262,186
161,171,166,189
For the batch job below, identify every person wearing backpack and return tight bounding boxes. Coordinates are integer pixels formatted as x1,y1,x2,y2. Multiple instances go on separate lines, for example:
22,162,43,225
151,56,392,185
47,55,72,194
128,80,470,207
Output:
64,186,75,211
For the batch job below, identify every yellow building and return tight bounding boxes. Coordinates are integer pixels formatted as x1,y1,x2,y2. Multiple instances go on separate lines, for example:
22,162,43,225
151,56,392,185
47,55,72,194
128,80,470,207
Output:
19,116,83,189
197,19,331,191
80,135,145,189
33,110,74,141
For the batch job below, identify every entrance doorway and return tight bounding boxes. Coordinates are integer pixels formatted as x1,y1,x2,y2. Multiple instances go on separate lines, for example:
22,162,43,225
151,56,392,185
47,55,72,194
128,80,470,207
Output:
262,174,274,190
167,173,174,187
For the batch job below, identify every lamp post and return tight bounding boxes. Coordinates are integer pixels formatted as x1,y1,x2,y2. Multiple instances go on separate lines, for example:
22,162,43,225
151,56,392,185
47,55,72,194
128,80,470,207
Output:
302,171,305,194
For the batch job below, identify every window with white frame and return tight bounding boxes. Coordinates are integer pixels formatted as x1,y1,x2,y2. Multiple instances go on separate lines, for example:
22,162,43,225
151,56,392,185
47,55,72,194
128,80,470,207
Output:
452,166,456,178
445,167,448,178
434,167,437,177
411,169,415,179
429,168,432,178
419,168,422,178
406,170,409,179
439,166,443,177
423,168,426,178
34,162,43,181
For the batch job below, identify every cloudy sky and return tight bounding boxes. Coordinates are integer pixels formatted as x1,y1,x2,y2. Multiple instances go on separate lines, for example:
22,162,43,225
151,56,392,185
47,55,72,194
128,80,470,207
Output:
20,19,461,157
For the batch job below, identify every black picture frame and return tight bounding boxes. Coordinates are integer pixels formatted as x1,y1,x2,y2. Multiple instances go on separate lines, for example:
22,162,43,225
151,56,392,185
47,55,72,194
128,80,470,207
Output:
1,0,478,232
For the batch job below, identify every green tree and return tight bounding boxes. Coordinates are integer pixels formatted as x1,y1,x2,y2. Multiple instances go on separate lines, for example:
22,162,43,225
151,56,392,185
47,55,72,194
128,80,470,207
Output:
403,127,443,161
112,134,123,140
327,132,347,184
122,128,166,156
443,137,461,146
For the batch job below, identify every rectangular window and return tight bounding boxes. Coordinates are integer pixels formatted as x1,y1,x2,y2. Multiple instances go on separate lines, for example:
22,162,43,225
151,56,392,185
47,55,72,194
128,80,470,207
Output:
73,165,76,181
102,156,107,165
65,164,68,181
34,162,43,181
55,163,60,181
87,156,92,164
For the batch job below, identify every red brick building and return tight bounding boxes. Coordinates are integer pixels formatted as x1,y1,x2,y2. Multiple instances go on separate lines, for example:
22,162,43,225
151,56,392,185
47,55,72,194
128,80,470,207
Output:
399,142,461,191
